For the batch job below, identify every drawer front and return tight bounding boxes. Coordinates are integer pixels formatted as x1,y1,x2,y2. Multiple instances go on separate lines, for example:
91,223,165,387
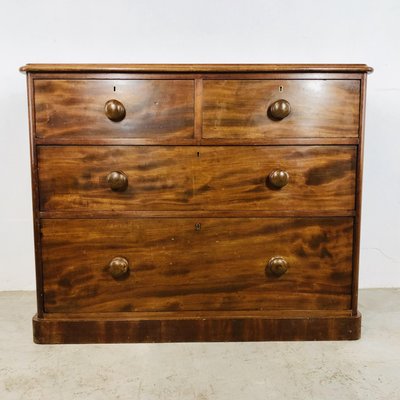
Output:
203,80,360,139
34,79,194,139
42,218,353,313
38,146,356,211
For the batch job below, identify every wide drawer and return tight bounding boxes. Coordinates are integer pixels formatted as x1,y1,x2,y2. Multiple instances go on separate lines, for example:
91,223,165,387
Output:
41,218,353,313
34,79,194,139
38,146,356,211
203,80,360,139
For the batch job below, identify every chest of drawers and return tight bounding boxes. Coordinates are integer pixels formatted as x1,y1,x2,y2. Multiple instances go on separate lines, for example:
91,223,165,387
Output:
21,64,372,343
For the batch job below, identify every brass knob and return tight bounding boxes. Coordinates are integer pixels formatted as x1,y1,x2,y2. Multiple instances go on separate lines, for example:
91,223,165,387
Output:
268,170,289,189
107,171,128,191
108,257,129,279
266,256,288,277
105,99,126,122
268,99,291,120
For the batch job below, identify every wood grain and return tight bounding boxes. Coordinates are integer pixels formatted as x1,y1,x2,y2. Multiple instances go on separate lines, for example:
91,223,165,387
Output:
203,80,360,138
41,217,354,313
22,64,372,343
33,313,361,343
40,210,356,219
38,146,356,212
20,63,373,73
34,79,194,139
34,137,359,146
44,309,353,319
28,72,365,83
352,73,368,313
27,74,45,317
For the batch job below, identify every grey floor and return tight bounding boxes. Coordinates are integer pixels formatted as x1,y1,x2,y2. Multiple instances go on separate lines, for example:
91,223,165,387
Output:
0,289,399,400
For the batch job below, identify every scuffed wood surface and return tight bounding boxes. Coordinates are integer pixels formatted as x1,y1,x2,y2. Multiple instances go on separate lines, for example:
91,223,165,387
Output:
42,217,353,313
34,79,195,139
203,80,360,138
38,146,356,212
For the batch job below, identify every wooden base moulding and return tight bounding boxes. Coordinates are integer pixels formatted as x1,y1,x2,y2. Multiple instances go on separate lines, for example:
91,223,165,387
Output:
33,313,361,344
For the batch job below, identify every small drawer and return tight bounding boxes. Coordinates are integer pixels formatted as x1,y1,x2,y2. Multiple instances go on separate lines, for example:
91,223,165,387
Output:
203,79,360,139
38,145,356,212
41,217,353,313
34,79,194,139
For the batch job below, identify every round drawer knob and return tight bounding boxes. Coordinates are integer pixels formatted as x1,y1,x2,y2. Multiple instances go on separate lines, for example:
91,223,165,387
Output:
105,99,126,122
108,257,129,279
268,170,289,189
266,256,288,277
268,99,291,120
107,171,128,191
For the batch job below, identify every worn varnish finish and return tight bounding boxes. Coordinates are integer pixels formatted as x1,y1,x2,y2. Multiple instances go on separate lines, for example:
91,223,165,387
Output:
41,218,353,313
34,79,194,139
21,63,373,73
38,146,356,212
21,64,372,343
203,80,360,138
33,313,361,343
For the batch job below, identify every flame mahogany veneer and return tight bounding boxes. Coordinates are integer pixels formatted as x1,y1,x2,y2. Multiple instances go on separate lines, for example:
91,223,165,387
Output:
21,64,372,343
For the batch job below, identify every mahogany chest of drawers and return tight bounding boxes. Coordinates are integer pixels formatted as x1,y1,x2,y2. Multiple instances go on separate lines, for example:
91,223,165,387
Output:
21,64,372,343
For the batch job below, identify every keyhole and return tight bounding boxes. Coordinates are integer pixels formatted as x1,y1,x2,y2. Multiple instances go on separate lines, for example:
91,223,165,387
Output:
113,86,116,92
279,85,283,92
195,223,201,231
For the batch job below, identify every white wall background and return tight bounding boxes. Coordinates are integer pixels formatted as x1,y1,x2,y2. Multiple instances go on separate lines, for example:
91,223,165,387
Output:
0,0,399,290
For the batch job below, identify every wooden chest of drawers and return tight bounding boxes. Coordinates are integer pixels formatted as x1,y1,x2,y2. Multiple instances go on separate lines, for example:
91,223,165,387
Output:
21,64,372,343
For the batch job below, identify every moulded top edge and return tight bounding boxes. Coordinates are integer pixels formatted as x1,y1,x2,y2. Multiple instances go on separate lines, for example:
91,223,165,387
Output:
19,63,374,74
